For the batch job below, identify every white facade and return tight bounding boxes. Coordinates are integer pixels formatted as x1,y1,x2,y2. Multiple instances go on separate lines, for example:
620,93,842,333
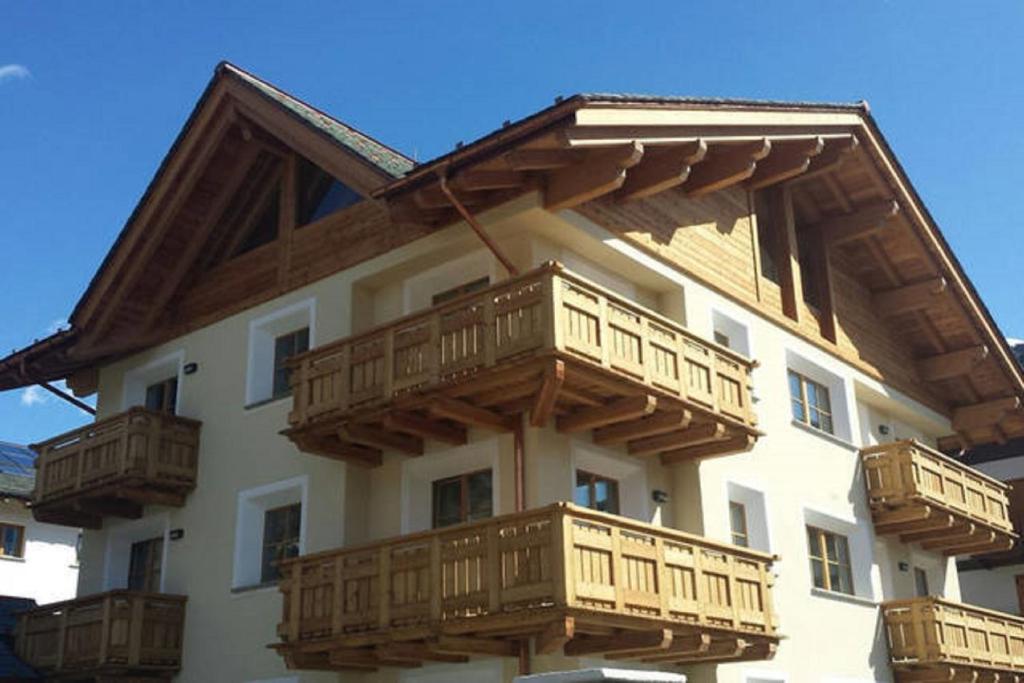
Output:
0,499,79,604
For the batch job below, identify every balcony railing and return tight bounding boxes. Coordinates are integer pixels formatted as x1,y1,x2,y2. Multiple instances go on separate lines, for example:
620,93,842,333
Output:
15,591,186,679
883,597,1024,679
285,262,758,465
31,407,201,529
862,440,1016,556
273,503,779,670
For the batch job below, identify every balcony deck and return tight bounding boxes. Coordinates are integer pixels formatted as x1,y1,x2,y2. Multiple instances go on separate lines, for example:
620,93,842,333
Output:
862,440,1017,556
14,591,187,681
285,262,759,467
31,407,201,529
883,596,1024,682
272,503,779,671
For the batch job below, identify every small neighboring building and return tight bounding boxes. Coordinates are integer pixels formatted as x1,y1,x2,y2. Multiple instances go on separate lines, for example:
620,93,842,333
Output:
0,596,38,680
0,442,79,605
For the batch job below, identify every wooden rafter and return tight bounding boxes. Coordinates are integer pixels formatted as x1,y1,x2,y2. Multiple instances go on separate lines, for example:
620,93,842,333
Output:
746,136,824,190
530,360,564,427
874,277,948,318
428,397,518,432
544,142,645,211
918,345,989,382
683,139,771,197
817,198,901,248
592,409,692,445
952,397,1021,432
556,395,657,433
617,140,707,201
786,134,860,184
628,421,725,456
381,413,467,446
661,434,755,464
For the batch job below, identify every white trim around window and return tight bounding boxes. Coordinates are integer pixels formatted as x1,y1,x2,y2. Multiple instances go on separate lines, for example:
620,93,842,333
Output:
400,439,499,535
245,298,316,407
232,475,309,591
102,512,171,592
122,350,185,412
803,505,876,603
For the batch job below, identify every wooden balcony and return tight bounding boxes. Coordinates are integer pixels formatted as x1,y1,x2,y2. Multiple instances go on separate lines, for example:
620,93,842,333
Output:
14,591,187,681
272,502,779,671
285,262,759,467
883,596,1024,681
862,440,1017,556
31,407,201,529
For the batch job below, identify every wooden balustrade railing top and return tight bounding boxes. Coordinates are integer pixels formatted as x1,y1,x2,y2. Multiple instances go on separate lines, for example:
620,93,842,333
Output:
285,262,759,467
883,596,1024,681
862,439,1016,556
30,407,201,529
273,502,779,670
15,591,186,678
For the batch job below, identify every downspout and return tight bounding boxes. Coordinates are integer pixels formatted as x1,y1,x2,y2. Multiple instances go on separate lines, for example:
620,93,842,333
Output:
437,175,519,277
36,381,96,416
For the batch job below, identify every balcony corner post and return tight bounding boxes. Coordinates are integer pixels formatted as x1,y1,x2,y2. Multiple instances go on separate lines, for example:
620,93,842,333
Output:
429,536,442,623
97,594,112,666
550,506,567,607
378,546,392,630
548,273,565,353
127,594,145,667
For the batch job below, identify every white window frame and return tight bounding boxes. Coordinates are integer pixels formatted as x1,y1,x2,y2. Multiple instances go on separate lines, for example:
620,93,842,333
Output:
786,350,853,444
401,249,496,315
725,481,772,553
122,350,184,412
232,476,309,590
571,442,650,523
803,505,876,602
245,298,316,407
400,439,499,535
743,671,788,683
102,513,170,592
711,309,752,357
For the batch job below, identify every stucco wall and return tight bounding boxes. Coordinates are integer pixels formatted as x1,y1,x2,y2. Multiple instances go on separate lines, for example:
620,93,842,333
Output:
0,500,79,604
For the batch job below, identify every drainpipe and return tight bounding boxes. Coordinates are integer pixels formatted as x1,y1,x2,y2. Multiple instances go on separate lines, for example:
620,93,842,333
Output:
36,381,96,416
438,175,519,277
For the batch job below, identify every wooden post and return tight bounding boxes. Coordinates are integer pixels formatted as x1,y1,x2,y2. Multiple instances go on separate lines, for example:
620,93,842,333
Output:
382,332,395,402
487,522,501,614
378,547,391,630
549,269,565,354
514,415,526,512
55,607,68,671
550,506,567,607
127,595,145,667
97,594,112,665
562,510,577,608
332,558,344,637
429,536,442,622
288,565,302,642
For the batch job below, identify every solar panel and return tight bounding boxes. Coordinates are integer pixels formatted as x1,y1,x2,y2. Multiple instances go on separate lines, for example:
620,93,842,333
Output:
0,442,35,477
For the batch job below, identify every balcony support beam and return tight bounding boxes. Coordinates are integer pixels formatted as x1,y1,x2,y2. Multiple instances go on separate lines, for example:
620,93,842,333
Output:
341,424,423,456
434,635,518,658
535,616,575,655
381,413,467,447
530,360,564,428
429,397,517,432
594,410,693,446
661,433,755,464
635,633,712,662
629,421,725,457
557,395,658,433
564,628,673,658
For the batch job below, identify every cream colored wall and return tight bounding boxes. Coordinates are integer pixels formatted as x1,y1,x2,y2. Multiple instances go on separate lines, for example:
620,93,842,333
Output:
0,500,79,604
76,192,965,683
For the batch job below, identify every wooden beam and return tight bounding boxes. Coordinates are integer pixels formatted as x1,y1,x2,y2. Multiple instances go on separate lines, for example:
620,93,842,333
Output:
593,410,692,445
918,346,990,382
381,413,467,446
428,397,517,432
294,433,382,466
660,433,755,464
683,139,771,197
530,360,565,427
636,633,712,662
817,199,901,248
953,397,1021,432
746,137,824,190
434,636,518,658
786,135,860,185
535,616,575,655
873,277,948,317
342,424,423,456
375,644,466,664
504,148,581,170
628,422,726,456
617,140,707,201
556,395,658,433
564,629,672,657
544,142,644,211
414,186,488,210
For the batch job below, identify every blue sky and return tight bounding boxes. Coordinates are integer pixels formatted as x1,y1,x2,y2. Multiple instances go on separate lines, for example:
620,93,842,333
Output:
1,1,1022,444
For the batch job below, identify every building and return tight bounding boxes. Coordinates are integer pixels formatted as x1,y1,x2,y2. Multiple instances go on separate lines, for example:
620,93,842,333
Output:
0,442,79,605
2,62,1024,682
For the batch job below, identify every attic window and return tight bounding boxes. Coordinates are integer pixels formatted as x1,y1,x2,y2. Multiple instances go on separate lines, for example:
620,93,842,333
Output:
235,192,280,257
296,158,360,227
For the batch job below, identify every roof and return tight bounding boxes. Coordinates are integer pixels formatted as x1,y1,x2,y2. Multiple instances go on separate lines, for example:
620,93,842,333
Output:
219,63,415,179
0,443,34,500
0,597,37,679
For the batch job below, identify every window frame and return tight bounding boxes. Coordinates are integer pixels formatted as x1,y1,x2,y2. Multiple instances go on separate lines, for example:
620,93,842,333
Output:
430,276,491,307
232,475,308,590
260,503,302,584
0,522,25,559
431,468,494,529
574,469,621,515
729,501,749,547
127,536,164,592
246,299,316,407
789,369,834,435
144,376,179,414
806,525,854,595
271,327,310,399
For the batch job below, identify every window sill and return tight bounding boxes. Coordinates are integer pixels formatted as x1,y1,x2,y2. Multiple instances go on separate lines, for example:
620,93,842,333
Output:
230,582,281,597
810,587,877,608
0,555,26,563
790,420,858,452
244,395,291,412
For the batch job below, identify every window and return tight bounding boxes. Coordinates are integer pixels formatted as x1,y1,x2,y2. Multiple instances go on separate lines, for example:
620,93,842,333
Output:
432,470,493,528
261,504,302,583
729,501,749,547
914,567,930,597
235,193,280,257
575,471,620,515
754,189,781,284
714,330,731,348
144,376,178,414
431,276,491,307
272,327,310,398
0,523,25,559
807,526,854,595
296,158,360,226
789,370,833,434
127,537,163,592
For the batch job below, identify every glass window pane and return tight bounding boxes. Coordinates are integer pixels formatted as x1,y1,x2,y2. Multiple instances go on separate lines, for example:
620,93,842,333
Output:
820,412,834,435
788,372,802,402
828,563,842,592
574,473,592,508
145,383,164,411
791,398,805,422
810,558,825,589
433,478,463,528
824,533,839,562
466,470,493,521
806,527,821,558
815,383,832,413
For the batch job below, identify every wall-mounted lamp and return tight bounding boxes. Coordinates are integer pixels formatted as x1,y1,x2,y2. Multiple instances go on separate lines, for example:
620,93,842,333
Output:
183,362,199,375
652,490,670,504
878,424,891,436
169,529,185,541
898,561,909,572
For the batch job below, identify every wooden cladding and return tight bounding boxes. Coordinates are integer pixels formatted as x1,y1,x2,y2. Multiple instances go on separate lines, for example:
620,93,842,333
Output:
273,503,779,670
862,440,1017,556
286,262,758,465
15,591,186,679
31,407,201,529
883,596,1024,681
